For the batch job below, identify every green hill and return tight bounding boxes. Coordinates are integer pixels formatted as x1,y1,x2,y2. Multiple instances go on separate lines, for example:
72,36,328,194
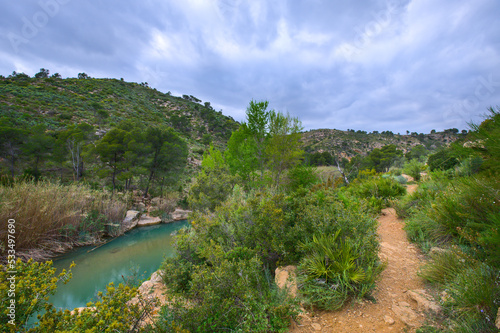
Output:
0,73,238,147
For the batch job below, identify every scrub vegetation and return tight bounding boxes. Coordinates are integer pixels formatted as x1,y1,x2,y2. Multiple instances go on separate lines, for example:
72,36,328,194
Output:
1,71,497,332
395,107,500,332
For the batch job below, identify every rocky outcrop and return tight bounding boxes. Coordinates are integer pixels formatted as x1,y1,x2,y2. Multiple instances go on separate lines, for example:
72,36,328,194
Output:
137,215,162,226
122,210,140,233
128,270,168,327
275,265,297,298
170,208,191,221
122,207,189,232
407,289,441,314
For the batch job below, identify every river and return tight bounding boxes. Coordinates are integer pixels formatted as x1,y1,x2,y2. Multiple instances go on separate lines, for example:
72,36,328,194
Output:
49,220,189,310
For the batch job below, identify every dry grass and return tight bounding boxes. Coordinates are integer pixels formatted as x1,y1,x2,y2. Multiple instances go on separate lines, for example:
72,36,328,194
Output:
315,166,341,183
0,181,126,258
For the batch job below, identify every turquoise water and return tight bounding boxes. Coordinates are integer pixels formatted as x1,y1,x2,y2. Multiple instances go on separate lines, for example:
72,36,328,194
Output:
49,221,189,310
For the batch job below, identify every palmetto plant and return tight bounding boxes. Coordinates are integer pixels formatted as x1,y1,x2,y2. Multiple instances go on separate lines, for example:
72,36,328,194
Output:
299,230,366,287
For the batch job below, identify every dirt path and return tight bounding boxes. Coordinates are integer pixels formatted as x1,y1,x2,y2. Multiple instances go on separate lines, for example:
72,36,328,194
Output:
291,184,428,332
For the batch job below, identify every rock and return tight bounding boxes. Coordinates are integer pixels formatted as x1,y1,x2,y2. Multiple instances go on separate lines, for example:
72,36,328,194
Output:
136,202,146,212
311,323,322,331
170,208,191,221
407,289,442,314
275,265,297,297
137,215,162,226
123,210,140,223
128,270,168,326
384,315,395,325
150,270,163,283
496,307,500,330
401,173,414,182
392,302,418,326
122,210,140,232
151,197,162,206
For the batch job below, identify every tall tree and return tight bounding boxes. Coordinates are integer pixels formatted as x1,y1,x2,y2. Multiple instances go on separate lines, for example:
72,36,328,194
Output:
22,124,55,178
188,144,237,211
266,111,304,188
246,100,271,182
94,128,133,192
225,123,259,186
0,119,25,178
56,123,94,180
142,126,188,197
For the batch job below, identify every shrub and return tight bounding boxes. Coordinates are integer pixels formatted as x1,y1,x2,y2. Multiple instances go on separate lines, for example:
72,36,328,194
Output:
0,259,73,330
429,177,500,265
297,231,383,310
343,177,406,212
286,164,319,192
403,159,424,181
420,252,500,333
161,249,298,332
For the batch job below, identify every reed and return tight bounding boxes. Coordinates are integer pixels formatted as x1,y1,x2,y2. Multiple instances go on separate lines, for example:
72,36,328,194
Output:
0,180,126,258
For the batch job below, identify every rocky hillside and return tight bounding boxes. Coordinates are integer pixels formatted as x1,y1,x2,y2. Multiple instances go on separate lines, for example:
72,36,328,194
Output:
302,128,463,158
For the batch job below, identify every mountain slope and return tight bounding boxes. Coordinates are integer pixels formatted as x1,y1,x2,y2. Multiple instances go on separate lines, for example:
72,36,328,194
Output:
302,128,462,159
0,74,239,147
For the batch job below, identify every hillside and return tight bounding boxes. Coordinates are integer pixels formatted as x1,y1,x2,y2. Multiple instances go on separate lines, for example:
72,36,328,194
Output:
302,128,463,159
0,73,239,149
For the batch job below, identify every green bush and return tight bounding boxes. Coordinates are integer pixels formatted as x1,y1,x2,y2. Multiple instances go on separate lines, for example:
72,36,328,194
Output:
161,178,383,331
420,251,500,333
286,164,319,192
428,177,500,264
343,177,406,212
297,231,383,310
403,159,424,181
161,248,298,332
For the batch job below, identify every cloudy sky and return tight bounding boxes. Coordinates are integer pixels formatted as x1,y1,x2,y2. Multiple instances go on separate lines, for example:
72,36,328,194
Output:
1,0,499,133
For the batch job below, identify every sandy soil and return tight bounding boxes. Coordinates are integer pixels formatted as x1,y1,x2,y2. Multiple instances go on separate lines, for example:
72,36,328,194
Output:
290,184,428,332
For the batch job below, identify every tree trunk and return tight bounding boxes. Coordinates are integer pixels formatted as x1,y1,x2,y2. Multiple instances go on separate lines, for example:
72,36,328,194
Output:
336,158,350,185
143,169,155,198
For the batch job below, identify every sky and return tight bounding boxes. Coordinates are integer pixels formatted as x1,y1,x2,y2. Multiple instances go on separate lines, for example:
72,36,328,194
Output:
1,0,499,134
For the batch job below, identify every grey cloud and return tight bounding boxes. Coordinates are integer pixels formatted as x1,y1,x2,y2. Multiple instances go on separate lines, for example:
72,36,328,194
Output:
1,0,499,133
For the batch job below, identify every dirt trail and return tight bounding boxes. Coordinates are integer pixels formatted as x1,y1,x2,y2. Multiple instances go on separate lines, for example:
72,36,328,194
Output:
291,184,428,332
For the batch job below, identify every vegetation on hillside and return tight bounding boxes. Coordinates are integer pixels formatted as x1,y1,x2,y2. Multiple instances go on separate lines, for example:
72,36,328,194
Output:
0,70,238,190
395,107,500,332
302,127,464,161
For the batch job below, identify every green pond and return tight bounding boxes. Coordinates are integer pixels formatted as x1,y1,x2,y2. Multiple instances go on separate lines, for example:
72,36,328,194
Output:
49,220,189,310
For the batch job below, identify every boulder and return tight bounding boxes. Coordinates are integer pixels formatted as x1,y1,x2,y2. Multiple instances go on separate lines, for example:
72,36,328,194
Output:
275,265,297,297
137,215,162,226
128,270,168,326
122,210,140,233
171,208,191,221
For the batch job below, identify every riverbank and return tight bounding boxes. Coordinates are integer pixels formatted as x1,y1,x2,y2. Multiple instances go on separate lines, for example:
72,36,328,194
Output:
15,207,191,262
